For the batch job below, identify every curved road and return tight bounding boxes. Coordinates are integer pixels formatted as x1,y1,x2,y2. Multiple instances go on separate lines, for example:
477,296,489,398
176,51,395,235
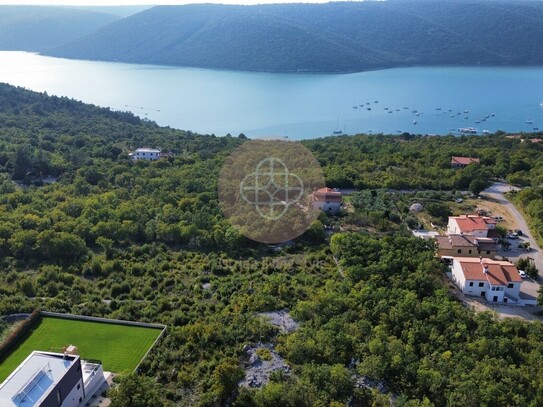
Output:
483,182,543,277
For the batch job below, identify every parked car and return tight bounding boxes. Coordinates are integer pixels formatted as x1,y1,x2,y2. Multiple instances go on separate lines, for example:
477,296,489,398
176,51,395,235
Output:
518,270,527,279
508,233,519,239
494,216,504,221
516,230,523,236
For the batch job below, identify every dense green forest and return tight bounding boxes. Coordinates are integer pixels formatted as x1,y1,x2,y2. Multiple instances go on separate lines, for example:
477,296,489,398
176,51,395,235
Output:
0,84,543,406
0,6,119,51
43,1,543,73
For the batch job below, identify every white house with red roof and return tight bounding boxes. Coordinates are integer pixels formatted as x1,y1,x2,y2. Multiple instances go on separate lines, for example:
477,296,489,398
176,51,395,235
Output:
447,215,498,239
451,257,522,303
451,156,480,168
309,187,342,214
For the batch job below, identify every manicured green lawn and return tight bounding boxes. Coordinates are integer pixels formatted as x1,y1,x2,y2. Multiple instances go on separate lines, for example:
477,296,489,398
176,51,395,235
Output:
0,317,162,382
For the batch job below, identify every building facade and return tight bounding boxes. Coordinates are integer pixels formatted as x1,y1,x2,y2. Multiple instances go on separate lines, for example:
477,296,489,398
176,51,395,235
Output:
436,234,497,259
310,188,342,214
447,215,498,238
451,257,522,303
131,148,161,161
0,350,105,407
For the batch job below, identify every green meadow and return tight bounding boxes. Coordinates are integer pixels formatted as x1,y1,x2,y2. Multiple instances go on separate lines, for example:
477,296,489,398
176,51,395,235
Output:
0,317,162,382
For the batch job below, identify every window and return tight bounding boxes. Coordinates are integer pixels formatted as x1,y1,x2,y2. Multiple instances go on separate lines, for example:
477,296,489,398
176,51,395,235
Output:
478,282,484,287
508,283,514,288
457,249,462,254
469,282,474,287
77,383,81,390
79,397,83,403
487,251,491,254
491,287,495,291
468,250,472,254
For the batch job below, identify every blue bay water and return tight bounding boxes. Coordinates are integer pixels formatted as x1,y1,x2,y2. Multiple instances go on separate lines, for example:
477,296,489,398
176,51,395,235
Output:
1,51,543,140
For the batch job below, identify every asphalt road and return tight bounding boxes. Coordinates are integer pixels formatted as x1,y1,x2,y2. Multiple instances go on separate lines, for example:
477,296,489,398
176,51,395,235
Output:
483,182,543,277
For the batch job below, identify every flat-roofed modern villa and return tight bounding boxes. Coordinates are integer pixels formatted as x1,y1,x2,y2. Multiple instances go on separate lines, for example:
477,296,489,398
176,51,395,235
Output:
0,313,166,407
0,347,105,407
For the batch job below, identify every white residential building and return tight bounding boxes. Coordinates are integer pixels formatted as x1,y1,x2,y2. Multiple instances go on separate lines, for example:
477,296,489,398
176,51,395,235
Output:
0,350,106,407
309,188,342,214
131,148,161,161
447,214,498,238
451,257,522,303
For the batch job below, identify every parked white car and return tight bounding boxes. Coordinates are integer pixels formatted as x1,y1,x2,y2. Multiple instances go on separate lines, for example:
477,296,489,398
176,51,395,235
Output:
518,270,527,279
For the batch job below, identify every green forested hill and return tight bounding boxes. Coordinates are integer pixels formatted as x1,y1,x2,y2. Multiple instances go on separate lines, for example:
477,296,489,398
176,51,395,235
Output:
45,1,543,72
0,6,119,51
1,84,543,406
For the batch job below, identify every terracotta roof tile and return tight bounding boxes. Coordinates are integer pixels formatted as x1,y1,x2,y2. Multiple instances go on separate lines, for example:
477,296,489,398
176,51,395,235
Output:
451,156,480,165
456,257,522,285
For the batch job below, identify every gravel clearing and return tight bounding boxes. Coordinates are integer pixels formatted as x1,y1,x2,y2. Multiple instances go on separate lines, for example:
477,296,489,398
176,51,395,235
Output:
240,343,292,388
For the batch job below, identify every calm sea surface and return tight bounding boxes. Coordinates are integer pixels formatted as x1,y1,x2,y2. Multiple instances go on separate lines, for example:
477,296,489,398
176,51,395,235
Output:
1,51,543,139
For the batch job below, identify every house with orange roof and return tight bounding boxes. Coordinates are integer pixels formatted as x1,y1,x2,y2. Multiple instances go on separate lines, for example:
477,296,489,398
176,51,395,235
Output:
309,187,342,214
451,257,522,303
451,156,480,169
447,214,498,239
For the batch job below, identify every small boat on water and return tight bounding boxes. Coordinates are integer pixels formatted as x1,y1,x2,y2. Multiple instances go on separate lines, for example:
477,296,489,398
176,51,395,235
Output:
353,106,358,109
367,107,372,111
482,130,490,134
333,119,343,135
413,120,417,124
464,110,469,113
395,109,400,111
450,114,455,118
491,113,495,117
526,120,534,124
374,100,379,103
475,120,481,124
459,127,477,134
534,127,539,131
384,107,389,110
436,107,442,110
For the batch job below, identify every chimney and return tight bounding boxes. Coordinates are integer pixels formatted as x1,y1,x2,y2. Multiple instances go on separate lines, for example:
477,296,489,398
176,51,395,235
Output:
483,263,489,274
479,256,483,264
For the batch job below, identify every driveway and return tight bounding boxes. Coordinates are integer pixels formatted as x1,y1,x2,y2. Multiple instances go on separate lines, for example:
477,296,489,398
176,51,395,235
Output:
482,182,543,277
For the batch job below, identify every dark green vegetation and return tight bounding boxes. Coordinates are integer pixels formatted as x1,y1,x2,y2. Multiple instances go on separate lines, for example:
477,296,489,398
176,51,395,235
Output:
1,83,543,406
0,317,162,382
512,187,543,247
45,1,543,73
0,6,119,52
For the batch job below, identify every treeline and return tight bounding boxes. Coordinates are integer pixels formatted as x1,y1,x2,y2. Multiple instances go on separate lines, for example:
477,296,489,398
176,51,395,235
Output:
45,1,543,73
304,133,542,190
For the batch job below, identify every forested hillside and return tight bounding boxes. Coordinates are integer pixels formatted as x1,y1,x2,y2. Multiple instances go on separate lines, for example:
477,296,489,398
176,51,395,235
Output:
0,6,119,51
1,84,543,406
46,1,543,72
